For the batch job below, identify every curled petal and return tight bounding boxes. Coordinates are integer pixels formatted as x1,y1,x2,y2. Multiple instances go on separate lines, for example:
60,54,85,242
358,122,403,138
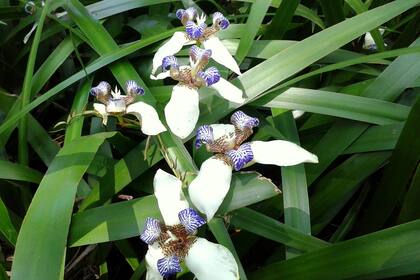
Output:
140,217,161,245
162,55,178,71
189,158,232,221
150,71,171,80
178,208,206,233
197,67,220,86
164,85,199,139
90,81,111,97
126,102,166,136
190,45,212,64
210,124,236,142
157,256,182,277
230,111,259,130
212,12,230,30
186,21,206,39
195,125,214,149
126,80,144,96
93,103,108,125
250,140,319,166
153,169,189,226
203,37,241,75
210,78,244,103
185,238,239,280
152,32,191,75
145,243,165,280
226,143,254,171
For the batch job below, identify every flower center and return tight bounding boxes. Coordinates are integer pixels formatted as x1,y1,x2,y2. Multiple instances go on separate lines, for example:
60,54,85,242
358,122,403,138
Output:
158,224,197,260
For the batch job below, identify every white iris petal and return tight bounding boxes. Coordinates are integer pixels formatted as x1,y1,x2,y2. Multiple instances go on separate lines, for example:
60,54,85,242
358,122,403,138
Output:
211,78,245,103
145,243,165,280
152,31,193,75
250,140,319,166
150,71,171,80
153,169,189,226
189,158,232,221
203,37,241,75
126,102,167,136
164,85,199,139
93,103,108,125
185,238,239,280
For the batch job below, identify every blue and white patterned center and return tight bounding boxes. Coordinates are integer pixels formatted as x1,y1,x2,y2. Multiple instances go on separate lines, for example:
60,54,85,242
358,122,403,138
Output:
178,208,206,233
140,217,161,244
157,255,182,277
226,143,254,171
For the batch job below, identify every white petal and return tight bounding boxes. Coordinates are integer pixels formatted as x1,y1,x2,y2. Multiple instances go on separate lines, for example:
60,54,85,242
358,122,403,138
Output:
150,71,171,80
185,238,239,280
292,110,305,119
152,31,191,75
145,243,164,280
126,102,167,136
188,158,232,221
203,37,241,75
209,124,237,150
93,103,108,125
250,140,319,166
164,85,199,139
211,78,245,104
153,169,189,226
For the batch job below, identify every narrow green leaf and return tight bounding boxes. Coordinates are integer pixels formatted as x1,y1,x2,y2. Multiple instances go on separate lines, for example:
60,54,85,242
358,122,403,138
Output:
230,208,329,252
0,160,43,183
11,132,115,280
0,196,18,246
318,0,345,26
235,0,271,63
358,95,420,233
264,0,300,39
252,219,420,279
398,165,420,223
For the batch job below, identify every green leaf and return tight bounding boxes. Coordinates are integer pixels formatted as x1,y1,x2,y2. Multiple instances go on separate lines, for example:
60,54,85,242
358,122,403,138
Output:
398,165,420,223
235,0,271,63
230,207,329,252
11,132,115,280
0,196,18,246
255,87,410,125
251,219,420,279
318,0,345,26
264,0,301,39
0,160,43,183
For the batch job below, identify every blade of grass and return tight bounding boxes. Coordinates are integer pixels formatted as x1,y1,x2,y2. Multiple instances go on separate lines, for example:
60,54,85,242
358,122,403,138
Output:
11,132,115,280
264,0,300,39
273,111,311,258
235,0,271,63
230,207,329,252
318,0,345,26
0,196,18,246
398,165,420,223
252,219,420,279
358,95,420,233
0,160,43,183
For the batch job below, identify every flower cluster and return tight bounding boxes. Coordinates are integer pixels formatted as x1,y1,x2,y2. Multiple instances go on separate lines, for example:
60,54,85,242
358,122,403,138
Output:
152,7,241,76
140,170,239,280
189,111,319,220
90,80,166,136
152,45,244,138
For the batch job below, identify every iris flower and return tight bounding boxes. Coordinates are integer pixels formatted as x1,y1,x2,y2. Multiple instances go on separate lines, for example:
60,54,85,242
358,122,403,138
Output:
151,46,244,138
90,80,166,136
189,111,319,220
140,169,239,280
151,7,241,76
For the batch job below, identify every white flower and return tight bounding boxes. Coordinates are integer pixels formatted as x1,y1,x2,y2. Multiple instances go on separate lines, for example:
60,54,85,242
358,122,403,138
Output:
189,111,319,220
151,46,244,139
151,8,241,76
90,81,166,136
362,28,386,50
140,169,239,280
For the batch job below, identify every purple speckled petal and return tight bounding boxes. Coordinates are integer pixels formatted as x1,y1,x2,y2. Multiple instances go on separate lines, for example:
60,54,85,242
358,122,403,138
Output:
186,21,206,39
197,67,220,86
189,45,212,63
140,217,161,244
90,81,111,96
226,143,254,171
125,80,144,96
157,256,182,277
212,12,230,29
178,208,206,233
195,125,214,148
162,55,178,71
230,111,259,130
